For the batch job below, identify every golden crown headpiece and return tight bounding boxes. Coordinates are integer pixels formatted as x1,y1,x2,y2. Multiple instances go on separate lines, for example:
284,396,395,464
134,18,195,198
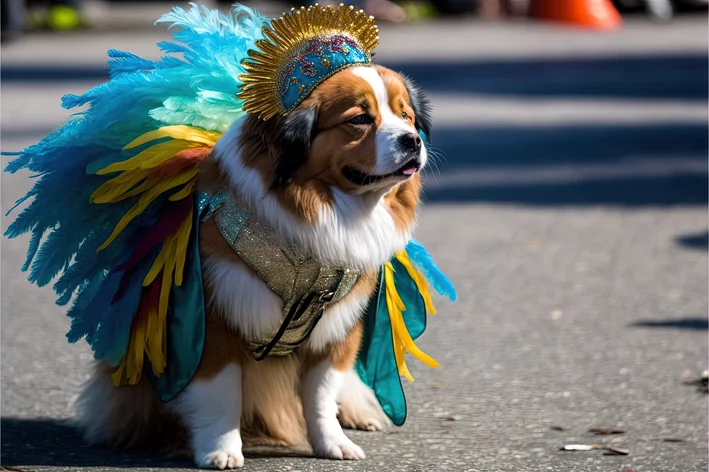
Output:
237,4,379,120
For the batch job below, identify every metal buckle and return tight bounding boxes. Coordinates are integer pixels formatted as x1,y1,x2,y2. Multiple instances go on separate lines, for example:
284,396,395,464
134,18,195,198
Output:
318,290,335,303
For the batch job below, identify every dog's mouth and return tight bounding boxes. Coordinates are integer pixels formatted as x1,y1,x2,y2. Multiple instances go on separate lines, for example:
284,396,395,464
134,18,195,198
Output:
342,159,421,186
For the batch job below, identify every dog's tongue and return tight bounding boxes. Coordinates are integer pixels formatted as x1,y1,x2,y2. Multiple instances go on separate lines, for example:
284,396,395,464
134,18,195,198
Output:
402,166,418,175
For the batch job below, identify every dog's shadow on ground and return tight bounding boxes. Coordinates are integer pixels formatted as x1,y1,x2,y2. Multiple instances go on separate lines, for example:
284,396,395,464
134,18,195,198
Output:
1,417,311,469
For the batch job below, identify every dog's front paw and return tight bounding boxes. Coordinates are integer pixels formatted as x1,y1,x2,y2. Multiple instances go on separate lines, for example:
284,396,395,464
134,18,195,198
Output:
312,434,366,460
195,448,245,470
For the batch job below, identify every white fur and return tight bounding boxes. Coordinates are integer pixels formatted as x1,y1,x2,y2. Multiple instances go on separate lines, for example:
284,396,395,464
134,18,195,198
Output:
172,364,244,470
350,66,428,176
202,256,283,339
302,361,365,460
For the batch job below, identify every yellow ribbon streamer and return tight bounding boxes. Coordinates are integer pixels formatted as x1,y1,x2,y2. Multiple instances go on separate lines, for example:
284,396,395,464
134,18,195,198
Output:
384,260,440,383
395,250,437,315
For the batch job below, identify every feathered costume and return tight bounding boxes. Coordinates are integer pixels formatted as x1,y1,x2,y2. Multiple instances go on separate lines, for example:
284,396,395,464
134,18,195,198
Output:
4,3,456,427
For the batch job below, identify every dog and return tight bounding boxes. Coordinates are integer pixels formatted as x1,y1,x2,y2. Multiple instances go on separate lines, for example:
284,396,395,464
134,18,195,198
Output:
72,63,432,469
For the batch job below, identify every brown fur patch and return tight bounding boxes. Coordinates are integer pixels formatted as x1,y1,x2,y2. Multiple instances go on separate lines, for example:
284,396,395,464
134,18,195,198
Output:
192,310,245,380
241,355,307,446
195,218,249,379
195,153,229,194
384,173,421,233
375,65,418,131
329,322,364,372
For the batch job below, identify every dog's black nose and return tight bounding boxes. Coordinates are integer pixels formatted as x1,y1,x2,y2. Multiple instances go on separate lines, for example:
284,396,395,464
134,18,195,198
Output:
398,133,422,153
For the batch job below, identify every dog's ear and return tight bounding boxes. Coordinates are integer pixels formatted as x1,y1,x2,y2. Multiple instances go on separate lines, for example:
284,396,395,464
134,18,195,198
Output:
272,107,319,189
401,74,432,144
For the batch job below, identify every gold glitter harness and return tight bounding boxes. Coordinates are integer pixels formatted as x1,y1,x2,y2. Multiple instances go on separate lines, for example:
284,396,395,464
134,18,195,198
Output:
204,193,361,360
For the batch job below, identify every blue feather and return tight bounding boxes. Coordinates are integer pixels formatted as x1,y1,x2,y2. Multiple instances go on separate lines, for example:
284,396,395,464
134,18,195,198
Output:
107,49,156,77
22,228,44,272
405,240,458,302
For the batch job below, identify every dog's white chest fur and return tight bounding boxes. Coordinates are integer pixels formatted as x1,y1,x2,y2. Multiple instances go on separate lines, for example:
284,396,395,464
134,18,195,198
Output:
202,254,372,352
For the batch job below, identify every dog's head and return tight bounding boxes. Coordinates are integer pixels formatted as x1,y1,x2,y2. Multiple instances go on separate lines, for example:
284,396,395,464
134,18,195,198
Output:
234,65,431,199
209,64,430,267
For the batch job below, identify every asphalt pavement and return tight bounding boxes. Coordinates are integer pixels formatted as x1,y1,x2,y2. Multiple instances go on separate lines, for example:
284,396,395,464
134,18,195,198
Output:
1,5,708,472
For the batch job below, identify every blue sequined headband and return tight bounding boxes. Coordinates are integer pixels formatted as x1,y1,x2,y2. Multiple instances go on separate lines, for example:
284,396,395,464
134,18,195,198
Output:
238,4,379,120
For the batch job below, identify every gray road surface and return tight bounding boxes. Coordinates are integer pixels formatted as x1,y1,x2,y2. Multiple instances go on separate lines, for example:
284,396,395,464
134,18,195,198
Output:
2,7,708,472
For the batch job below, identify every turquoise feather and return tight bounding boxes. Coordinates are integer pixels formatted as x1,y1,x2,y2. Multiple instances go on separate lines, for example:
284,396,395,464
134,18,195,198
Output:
405,240,458,301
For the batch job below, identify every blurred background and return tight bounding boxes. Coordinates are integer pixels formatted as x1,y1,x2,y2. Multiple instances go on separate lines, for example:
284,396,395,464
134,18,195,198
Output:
1,1,708,471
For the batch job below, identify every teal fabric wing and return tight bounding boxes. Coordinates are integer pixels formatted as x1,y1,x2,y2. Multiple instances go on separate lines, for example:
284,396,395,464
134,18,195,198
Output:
147,200,206,402
355,257,427,426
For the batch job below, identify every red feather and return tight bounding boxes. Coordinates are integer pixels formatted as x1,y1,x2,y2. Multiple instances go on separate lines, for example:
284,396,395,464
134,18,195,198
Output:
111,197,192,303
137,278,161,320
156,148,210,176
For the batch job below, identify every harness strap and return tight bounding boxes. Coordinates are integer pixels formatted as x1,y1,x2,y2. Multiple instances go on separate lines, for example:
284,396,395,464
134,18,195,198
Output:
207,192,360,358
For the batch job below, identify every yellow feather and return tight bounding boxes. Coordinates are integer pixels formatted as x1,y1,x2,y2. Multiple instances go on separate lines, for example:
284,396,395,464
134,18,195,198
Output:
105,174,162,204
386,288,415,382
385,263,406,312
158,239,177,362
168,181,194,202
384,260,440,382
143,293,165,376
111,311,149,386
123,125,221,150
143,244,167,286
91,168,150,203
111,361,126,386
396,344,414,383
139,142,202,170
97,140,196,175
146,306,166,376
173,207,193,286
97,168,199,252
395,251,437,315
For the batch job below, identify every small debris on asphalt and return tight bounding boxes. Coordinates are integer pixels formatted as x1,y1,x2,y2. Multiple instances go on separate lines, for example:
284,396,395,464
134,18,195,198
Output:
588,427,627,435
659,437,686,443
526,239,540,250
431,382,442,389
560,444,631,456
550,425,567,431
560,444,598,451
445,415,462,421
604,447,630,456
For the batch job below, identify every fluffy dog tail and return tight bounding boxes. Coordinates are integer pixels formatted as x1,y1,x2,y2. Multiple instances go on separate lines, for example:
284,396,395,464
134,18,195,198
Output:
72,362,186,451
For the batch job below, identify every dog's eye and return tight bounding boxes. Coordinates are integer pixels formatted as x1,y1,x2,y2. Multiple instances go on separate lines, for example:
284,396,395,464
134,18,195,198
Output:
401,111,408,120
349,114,373,125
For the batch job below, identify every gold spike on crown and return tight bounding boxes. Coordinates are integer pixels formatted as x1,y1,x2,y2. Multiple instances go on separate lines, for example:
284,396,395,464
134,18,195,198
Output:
237,4,379,120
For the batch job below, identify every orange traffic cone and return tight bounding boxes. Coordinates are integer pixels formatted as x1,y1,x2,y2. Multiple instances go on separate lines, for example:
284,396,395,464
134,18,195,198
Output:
529,0,622,30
